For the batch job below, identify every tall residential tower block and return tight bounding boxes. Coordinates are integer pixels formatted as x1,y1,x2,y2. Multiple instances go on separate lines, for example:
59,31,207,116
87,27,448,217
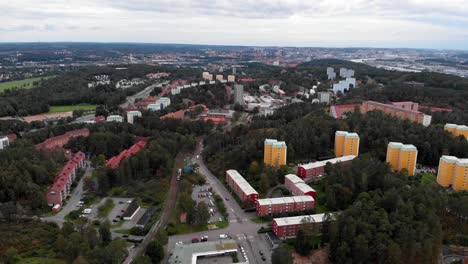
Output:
264,139,287,167
334,131,360,157
437,156,468,191
444,124,468,139
386,142,418,176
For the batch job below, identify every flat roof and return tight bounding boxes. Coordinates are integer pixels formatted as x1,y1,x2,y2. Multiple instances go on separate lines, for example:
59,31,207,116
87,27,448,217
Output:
226,170,258,196
299,155,356,170
401,144,417,151
445,123,457,128
274,213,331,227
335,131,359,138
257,195,314,206
265,139,287,147
168,239,238,264
456,159,468,166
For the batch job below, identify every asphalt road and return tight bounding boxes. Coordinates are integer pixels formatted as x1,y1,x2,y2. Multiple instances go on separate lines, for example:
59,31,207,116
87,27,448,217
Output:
43,164,94,227
119,81,168,108
165,142,273,263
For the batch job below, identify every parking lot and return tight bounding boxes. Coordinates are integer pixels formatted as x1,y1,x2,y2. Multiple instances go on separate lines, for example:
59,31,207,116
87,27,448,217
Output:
191,184,224,224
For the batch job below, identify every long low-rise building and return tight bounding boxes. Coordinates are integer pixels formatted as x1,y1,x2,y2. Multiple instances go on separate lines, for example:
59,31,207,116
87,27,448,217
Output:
255,196,314,217
225,170,259,203
361,101,432,126
284,174,316,199
273,213,333,239
297,155,356,178
106,139,148,168
36,128,90,151
46,152,86,207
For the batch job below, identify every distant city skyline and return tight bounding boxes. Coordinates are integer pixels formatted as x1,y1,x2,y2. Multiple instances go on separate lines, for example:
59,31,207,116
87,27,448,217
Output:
2,0,468,50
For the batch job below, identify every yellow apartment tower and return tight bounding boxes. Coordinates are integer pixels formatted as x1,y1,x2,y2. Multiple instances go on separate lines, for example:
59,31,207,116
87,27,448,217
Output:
437,156,468,191
386,142,418,176
264,139,287,167
445,124,468,139
335,131,360,157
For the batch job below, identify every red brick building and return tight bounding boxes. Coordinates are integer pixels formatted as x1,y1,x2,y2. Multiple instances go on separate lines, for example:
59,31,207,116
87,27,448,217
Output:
361,101,432,126
297,155,356,179
36,128,90,151
46,152,86,207
284,174,316,199
225,170,259,203
255,196,314,217
272,213,332,239
106,139,148,169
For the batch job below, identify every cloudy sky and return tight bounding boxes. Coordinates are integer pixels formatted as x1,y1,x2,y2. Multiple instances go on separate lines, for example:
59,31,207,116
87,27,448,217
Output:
2,0,468,50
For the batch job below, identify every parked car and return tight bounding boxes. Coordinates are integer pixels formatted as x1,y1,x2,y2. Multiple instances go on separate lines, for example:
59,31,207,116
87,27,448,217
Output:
219,234,228,239
191,238,200,243
200,235,208,242
122,235,129,238
176,241,183,245
121,209,125,212
112,219,118,223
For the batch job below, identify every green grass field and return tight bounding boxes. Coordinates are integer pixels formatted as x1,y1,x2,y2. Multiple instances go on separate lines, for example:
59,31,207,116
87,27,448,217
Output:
420,173,437,184
0,76,54,92
48,104,97,113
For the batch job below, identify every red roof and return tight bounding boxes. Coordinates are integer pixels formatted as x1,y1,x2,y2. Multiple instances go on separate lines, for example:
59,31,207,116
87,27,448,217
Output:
36,128,90,151
419,105,453,112
7,134,17,142
48,152,85,193
94,116,106,122
239,78,256,83
160,110,185,120
106,140,148,169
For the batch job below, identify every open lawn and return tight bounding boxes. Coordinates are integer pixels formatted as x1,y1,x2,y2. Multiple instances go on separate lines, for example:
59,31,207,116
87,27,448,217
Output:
48,104,97,113
420,173,437,184
0,76,54,92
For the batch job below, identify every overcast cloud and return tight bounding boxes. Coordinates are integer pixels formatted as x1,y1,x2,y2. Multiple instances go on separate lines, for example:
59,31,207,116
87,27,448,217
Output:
1,0,468,49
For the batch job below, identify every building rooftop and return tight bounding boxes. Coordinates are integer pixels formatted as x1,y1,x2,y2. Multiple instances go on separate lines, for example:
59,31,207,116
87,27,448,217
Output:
273,213,331,226
299,155,356,170
168,239,238,264
226,170,258,196
256,195,314,206
285,174,303,184
401,144,417,151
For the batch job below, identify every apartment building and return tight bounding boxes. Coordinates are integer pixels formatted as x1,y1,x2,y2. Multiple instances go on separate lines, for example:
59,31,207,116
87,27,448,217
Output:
334,131,359,157
437,156,468,191
284,174,316,199
0,136,9,150
127,111,142,124
106,115,124,122
46,152,86,207
36,128,90,151
225,170,259,203
444,124,468,139
264,139,287,167
297,155,356,178
106,140,148,169
386,142,418,176
255,196,314,217
273,213,332,239
361,101,432,127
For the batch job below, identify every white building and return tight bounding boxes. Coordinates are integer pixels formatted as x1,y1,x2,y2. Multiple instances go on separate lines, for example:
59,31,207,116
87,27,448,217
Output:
227,75,235,82
0,136,9,150
216,75,224,81
127,111,142,124
318,92,332,104
234,84,244,105
339,68,355,78
333,78,356,93
148,97,171,111
107,115,123,122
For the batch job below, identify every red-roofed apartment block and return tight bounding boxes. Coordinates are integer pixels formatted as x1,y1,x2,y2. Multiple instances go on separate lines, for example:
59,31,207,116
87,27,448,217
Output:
46,152,86,208
36,128,90,151
106,140,148,169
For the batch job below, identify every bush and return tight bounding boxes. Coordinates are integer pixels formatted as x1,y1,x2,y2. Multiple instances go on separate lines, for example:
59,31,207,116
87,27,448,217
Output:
67,210,81,220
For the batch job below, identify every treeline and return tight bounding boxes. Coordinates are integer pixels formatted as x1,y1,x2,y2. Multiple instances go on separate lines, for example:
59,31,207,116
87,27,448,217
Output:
0,140,65,217
0,65,157,117
322,155,447,263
